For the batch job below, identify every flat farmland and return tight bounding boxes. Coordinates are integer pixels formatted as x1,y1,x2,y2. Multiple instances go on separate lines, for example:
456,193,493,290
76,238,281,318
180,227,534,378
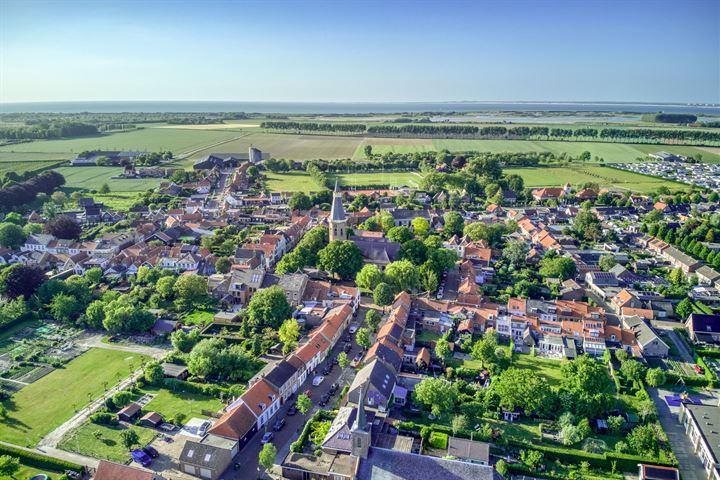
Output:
0,151,74,162
0,348,149,446
188,132,363,163
54,166,163,191
266,170,423,192
0,160,66,177
505,165,689,193
0,128,241,155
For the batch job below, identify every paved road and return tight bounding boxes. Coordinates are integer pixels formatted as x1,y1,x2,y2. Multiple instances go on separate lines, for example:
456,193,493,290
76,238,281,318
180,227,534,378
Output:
648,387,707,480
228,326,364,479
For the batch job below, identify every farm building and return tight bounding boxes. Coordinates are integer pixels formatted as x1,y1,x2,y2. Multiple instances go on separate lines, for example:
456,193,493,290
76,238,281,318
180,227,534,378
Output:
162,362,189,380
140,411,164,428
117,402,142,422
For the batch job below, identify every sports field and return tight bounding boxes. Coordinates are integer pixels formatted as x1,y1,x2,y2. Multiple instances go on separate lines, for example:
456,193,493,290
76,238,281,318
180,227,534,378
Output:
54,166,163,192
266,170,423,192
0,348,149,446
356,139,720,164
505,165,689,193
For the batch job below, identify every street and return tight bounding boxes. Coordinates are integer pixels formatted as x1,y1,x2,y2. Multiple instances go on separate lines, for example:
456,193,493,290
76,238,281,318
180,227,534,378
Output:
227,319,365,480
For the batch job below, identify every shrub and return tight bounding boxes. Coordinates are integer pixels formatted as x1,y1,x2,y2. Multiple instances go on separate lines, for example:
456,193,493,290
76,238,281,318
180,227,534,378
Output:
90,412,118,426
428,431,449,450
0,443,84,474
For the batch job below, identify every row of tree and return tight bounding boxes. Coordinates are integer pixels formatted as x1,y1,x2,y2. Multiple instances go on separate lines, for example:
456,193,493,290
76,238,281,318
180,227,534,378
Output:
0,171,65,210
260,121,366,133
0,121,98,140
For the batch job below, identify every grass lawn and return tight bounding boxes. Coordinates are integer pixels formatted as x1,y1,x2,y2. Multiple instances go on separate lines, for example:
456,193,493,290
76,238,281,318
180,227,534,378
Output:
58,422,157,463
182,310,215,325
512,353,565,387
53,166,162,192
504,165,687,193
9,463,65,480
89,192,141,211
265,170,423,192
0,348,149,447
415,331,441,343
141,385,223,420
0,160,66,177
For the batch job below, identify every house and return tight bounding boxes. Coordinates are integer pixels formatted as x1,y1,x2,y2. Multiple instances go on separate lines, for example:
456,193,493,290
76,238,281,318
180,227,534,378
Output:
347,358,396,414
179,434,237,480
679,403,720,480
446,437,490,465
207,403,257,451
261,356,303,403
139,411,164,428
623,316,669,358
662,246,700,274
94,460,154,480
686,313,720,345
697,265,720,286
117,403,142,422
151,318,180,336
240,378,281,430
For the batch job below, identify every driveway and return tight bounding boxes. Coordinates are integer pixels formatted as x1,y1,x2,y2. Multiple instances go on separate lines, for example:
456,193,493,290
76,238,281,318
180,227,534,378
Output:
76,333,169,359
647,387,707,480
666,330,695,364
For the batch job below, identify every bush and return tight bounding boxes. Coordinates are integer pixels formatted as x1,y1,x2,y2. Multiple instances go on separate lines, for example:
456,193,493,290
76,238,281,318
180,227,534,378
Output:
0,443,84,474
428,431,449,450
163,378,227,398
90,412,118,426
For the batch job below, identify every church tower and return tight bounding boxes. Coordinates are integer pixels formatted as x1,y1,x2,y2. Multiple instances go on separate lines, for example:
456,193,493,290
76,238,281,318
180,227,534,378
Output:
329,179,347,242
351,384,370,459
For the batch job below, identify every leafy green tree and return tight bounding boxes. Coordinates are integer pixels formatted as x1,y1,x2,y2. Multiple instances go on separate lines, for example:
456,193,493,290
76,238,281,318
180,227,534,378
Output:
102,296,155,333
144,362,164,385
443,211,464,237
435,337,452,366
44,215,81,239
645,367,666,387
419,263,439,293
173,275,209,310
279,319,300,354
215,257,232,274
574,209,603,242
493,368,552,416
414,377,458,416
0,223,26,249
318,240,363,279
99,183,110,194
356,327,371,350
247,285,292,329
520,449,544,470
171,328,200,352
83,300,106,329
258,442,277,470
373,282,394,309
538,256,577,281
502,238,528,265
599,255,617,272
675,297,693,319
50,293,82,323
85,267,103,285
120,429,140,450
0,264,45,298
411,217,430,237
620,359,647,383
297,393,312,414
387,226,413,244
668,267,685,286
626,424,658,456
470,329,498,368
356,264,383,291
495,459,507,476
288,191,312,211
399,239,428,265
0,455,20,478
607,415,626,435
338,351,349,369
451,414,468,436
365,309,382,332
384,260,419,292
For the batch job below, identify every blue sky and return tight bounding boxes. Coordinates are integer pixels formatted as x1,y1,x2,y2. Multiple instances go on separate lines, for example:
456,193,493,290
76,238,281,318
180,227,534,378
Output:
1,0,718,103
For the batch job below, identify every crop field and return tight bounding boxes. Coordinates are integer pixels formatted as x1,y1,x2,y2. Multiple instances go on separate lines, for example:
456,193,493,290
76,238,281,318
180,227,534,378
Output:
0,348,149,446
54,166,163,192
265,170,423,192
0,159,66,177
0,128,241,155
0,151,75,162
504,165,689,193
360,138,719,164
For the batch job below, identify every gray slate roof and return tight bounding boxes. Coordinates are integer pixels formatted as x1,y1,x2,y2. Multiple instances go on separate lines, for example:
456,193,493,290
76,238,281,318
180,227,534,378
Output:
357,447,495,480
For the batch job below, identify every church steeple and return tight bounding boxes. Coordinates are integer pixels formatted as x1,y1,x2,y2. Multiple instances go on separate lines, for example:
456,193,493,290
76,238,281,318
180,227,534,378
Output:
329,178,347,241
351,382,370,459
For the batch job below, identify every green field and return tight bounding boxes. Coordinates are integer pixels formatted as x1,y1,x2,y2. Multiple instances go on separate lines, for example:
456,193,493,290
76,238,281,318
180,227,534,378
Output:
505,165,688,193
512,354,565,387
265,170,423,192
54,166,162,192
0,128,242,155
0,151,75,162
0,348,149,446
358,138,720,164
141,385,223,420
59,422,156,463
0,160,66,177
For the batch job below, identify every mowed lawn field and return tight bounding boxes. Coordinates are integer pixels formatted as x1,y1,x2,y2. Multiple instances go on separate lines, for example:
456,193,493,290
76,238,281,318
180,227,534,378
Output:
504,165,689,193
357,138,720,164
54,166,163,192
266,170,423,192
0,348,149,446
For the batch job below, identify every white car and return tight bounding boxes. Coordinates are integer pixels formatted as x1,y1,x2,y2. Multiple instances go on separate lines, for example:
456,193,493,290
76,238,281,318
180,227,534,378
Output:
312,375,325,386
348,324,359,334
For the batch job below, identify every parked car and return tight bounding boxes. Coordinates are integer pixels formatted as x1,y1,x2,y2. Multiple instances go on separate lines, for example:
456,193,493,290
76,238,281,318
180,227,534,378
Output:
321,366,331,376
329,383,338,395
695,364,706,375
287,403,298,416
273,418,286,431
343,342,352,353
143,445,159,458
331,356,339,365
350,352,363,368
319,393,331,407
131,449,152,467
64,471,81,480
261,432,274,444
312,375,325,386
348,324,359,334
198,420,211,437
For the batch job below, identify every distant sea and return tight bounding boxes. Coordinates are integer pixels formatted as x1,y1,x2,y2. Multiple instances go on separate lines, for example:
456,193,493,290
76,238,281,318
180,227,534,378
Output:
1,101,719,115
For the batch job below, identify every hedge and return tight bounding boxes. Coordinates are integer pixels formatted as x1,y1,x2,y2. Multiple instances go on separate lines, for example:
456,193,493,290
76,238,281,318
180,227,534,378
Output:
696,347,720,359
0,443,84,474
163,378,227,398
428,431,449,449
290,410,336,453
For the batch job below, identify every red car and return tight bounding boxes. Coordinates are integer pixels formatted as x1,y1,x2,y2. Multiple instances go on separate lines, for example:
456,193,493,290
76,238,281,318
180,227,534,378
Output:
303,389,312,398
694,364,705,375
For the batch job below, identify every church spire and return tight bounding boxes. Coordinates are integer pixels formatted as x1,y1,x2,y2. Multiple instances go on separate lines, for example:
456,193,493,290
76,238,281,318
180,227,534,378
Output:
329,178,347,241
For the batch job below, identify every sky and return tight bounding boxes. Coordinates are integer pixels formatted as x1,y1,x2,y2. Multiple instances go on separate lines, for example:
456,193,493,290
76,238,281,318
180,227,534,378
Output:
0,0,718,104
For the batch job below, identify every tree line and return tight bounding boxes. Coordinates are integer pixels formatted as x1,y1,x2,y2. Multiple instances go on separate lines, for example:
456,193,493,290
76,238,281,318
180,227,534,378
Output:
260,120,720,145
640,112,698,124
0,122,98,140
0,171,65,210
